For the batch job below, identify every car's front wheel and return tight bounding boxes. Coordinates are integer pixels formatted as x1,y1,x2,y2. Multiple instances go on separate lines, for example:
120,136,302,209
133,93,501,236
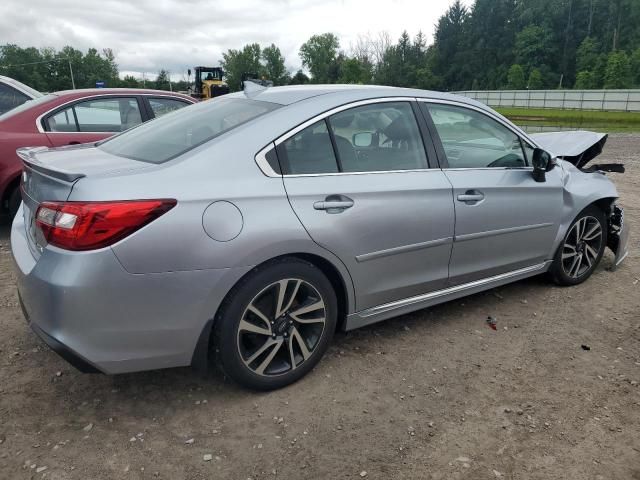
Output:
213,258,337,390
550,206,607,286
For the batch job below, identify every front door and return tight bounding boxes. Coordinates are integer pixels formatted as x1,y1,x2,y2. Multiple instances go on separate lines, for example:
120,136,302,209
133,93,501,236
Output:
280,100,455,311
420,101,563,285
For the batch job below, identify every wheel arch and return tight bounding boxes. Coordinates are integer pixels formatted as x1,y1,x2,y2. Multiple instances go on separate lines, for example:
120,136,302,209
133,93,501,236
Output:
1,172,21,215
191,251,355,370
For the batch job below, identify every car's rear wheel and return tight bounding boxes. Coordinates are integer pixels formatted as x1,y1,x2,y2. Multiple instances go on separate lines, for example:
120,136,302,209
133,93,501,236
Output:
550,206,607,286
213,258,337,390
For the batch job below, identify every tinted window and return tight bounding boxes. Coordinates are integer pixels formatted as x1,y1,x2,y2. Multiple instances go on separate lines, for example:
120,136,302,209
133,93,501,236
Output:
100,98,279,163
425,104,527,168
279,120,338,174
0,83,29,115
149,98,190,118
328,102,427,172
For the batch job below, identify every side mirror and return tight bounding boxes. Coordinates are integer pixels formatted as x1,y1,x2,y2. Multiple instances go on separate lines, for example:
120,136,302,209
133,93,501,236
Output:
532,148,553,182
353,132,374,147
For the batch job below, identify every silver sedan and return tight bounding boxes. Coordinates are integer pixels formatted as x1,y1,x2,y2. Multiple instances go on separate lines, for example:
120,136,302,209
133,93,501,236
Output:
12,85,629,390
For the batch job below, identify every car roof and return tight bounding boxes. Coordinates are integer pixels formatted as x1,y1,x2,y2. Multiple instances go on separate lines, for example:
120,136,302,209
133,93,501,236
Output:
228,84,487,110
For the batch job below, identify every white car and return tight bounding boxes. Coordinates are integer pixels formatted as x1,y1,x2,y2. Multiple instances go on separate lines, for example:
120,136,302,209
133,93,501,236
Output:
0,75,42,115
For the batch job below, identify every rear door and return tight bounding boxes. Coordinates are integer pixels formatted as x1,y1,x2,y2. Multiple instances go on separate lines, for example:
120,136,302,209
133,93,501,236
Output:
419,101,563,285
280,99,455,311
44,96,145,146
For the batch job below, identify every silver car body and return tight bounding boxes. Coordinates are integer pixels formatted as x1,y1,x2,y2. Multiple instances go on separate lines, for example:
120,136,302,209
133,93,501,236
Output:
11,85,629,374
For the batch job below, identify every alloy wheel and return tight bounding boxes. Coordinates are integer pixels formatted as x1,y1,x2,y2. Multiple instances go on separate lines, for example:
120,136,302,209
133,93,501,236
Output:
561,216,603,279
236,278,326,377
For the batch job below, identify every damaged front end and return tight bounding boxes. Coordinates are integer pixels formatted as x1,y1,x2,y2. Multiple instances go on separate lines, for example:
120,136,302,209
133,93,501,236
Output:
607,204,630,270
531,130,629,269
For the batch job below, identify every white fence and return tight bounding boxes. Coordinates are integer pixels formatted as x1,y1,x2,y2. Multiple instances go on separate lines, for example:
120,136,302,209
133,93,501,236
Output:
455,89,640,112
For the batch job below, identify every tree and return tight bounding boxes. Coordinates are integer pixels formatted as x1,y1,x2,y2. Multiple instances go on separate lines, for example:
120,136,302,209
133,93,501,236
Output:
299,33,340,83
507,64,525,89
576,37,600,73
514,25,555,77
631,47,640,86
288,69,310,85
155,69,171,90
221,43,263,91
262,44,289,85
120,75,140,88
604,50,632,88
338,57,371,84
527,68,544,89
432,0,470,89
575,70,597,88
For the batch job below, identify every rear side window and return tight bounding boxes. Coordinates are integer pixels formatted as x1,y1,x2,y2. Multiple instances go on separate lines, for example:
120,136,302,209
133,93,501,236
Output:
47,97,142,133
279,120,339,174
0,83,29,115
100,98,280,163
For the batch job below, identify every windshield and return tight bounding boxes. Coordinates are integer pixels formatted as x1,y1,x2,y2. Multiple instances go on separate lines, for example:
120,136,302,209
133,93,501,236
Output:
99,98,280,163
0,93,57,122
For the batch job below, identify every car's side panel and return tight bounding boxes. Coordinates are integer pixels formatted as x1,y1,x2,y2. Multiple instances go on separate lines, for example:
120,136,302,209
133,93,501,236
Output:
444,167,564,284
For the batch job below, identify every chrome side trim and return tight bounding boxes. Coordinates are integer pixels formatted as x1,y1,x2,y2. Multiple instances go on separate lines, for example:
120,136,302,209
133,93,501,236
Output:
35,93,196,134
454,223,554,243
415,97,539,149
345,262,550,330
255,143,279,177
355,237,453,263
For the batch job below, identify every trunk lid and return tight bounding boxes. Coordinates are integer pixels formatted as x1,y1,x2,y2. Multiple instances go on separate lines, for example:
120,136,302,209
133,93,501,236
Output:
529,130,608,168
17,144,151,257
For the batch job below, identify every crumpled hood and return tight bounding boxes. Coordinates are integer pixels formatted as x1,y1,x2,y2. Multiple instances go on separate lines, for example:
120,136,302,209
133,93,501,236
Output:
530,130,608,168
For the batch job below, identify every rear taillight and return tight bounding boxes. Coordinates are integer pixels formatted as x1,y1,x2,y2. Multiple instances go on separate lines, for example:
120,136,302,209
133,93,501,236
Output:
35,199,176,251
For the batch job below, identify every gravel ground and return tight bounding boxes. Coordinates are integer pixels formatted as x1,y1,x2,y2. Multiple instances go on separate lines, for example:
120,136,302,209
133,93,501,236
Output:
0,135,639,480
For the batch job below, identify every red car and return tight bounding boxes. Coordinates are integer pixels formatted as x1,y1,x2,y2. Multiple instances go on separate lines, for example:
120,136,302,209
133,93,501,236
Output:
0,88,196,219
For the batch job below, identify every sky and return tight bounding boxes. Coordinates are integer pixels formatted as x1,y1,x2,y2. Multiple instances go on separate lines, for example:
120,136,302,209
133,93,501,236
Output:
0,0,470,81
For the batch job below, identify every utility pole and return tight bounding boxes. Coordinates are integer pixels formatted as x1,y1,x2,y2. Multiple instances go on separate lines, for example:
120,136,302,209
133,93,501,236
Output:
68,60,76,89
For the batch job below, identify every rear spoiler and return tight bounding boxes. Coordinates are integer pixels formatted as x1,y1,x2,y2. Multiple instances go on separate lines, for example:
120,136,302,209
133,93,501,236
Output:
17,146,86,183
529,131,622,172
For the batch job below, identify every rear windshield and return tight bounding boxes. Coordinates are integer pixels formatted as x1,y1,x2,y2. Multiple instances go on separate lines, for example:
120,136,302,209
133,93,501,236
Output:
99,97,280,163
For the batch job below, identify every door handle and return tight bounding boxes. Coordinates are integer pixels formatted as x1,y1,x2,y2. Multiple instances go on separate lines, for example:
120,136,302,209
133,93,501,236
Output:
313,195,354,213
457,190,485,203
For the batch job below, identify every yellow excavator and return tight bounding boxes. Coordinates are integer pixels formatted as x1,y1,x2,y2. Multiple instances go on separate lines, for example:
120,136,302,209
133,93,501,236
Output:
189,66,230,100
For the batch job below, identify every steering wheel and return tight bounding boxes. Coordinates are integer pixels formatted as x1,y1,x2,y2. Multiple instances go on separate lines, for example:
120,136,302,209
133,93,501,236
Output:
486,153,525,168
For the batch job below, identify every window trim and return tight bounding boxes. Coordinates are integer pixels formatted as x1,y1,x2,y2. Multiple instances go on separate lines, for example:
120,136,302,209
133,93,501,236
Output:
37,93,195,134
417,98,538,171
256,97,436,178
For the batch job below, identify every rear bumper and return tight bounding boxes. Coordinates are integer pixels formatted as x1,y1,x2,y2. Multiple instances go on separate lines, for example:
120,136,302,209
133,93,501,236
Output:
11,206,252,374
20,294,101,373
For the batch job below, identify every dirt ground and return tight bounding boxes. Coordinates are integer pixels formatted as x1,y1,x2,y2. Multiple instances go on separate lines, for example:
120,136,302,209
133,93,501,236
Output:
0,136,639,480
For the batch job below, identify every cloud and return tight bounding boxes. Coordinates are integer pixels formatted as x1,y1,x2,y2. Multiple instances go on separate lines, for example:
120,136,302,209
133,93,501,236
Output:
0,0,467,80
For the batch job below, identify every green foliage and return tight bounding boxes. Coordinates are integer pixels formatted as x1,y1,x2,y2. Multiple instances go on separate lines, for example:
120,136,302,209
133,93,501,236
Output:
262,44,290,86
575,70,597,88
289,70,310,85
0,44,119,91
527,68,544,89
631,48,640,86
154,69,171,90
604,50,632,88
220,43,263,91
299,33,340,83
507,64,526,89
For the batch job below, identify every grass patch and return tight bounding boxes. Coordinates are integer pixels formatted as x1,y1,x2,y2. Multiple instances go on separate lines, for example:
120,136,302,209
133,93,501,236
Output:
495,107,640,132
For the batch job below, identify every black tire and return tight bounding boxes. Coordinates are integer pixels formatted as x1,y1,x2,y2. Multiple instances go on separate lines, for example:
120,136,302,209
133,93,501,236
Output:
213,258,337,390
549,205,607,286
8,187,21,219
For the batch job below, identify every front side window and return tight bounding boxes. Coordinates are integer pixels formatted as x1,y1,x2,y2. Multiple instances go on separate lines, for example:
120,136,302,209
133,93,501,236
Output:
424,103,527,169
46,97,142,133
149,98,190,118
100,98,279,163
0,83,29,115
328,102,428,172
